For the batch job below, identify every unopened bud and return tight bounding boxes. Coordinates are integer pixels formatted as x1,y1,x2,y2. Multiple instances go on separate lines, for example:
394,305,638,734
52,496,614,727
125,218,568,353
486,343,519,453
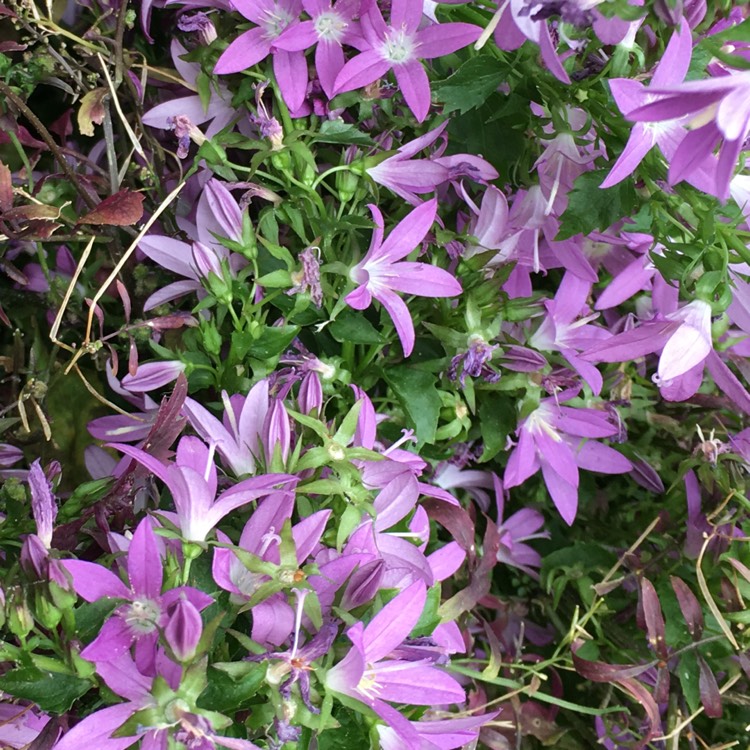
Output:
165,596,203,662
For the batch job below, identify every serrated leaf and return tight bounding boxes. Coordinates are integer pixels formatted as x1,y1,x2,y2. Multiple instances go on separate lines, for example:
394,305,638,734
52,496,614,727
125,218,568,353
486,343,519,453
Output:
197,664,265,712
77,88,107,137
478,394,515,462
314,121,374,146
329,310,384,344
0,668,90,713
384,366,441,444
557,170,637,240
434,55,505,115
246,325,300,359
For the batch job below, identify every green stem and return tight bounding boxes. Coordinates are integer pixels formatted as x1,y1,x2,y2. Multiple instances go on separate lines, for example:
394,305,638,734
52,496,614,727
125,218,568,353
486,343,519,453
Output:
311,164,352,190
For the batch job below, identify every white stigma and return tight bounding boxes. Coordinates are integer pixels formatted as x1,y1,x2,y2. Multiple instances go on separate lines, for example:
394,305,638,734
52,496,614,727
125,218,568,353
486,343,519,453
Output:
379,27,417,64
124,598,161,634
261,6,295,39
314,11,347,43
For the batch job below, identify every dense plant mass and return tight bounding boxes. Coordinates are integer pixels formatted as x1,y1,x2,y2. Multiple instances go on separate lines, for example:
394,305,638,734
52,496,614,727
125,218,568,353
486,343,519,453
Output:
4,0,750,747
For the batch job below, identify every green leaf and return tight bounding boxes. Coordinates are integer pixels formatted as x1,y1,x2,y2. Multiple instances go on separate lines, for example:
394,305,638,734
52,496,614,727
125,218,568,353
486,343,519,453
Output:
256,269,292,288
329,310,384,344
434,55,505,115
314,121,374,146
197,664,265,713
317,705,370,750
478,393,516,462
678,650,700,713
557,170,638,241
410,584,441,637
246,325,300,359
0,667,90,713
336,504,362,550
385,366,441,444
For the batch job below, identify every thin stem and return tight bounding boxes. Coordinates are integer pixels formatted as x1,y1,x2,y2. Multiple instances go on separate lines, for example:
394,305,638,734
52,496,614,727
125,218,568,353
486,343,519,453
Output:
0,81,98,210
311,164,352,190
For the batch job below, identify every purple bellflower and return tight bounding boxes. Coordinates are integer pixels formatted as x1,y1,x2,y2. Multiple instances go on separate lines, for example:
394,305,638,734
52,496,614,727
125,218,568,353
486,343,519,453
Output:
376,712,499,750
489,0,571,84
61,518,213,664
333,0,481,122
112,436,295,542
142,41,237,145
325,581,466,749
213,0,308,112
626,68,750,200
493,475,549,580
0,702,55,749
366,121,498,205
183,380,272,477
138,178,246,310
582,299,713,399
600,23,694,190
53,652,262,750
504,394,633,525
345,198,461,356
275,0,363,99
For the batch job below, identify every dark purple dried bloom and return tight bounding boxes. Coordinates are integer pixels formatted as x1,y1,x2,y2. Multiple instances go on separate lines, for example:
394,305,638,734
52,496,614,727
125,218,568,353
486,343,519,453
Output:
527,0,594,26
287,246,323,307
449,336,500,386
167,115,205,158
177,12,217,44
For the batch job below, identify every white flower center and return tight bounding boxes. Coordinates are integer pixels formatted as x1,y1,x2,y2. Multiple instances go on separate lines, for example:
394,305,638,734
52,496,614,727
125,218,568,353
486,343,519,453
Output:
124,597,161,634
261,6,295,39
526,406,562,443
357,667,382,699
379,27,417,64
314,11,347,43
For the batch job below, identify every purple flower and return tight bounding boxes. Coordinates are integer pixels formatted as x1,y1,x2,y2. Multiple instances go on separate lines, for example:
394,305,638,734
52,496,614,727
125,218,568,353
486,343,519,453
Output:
0,703,55,748
214,0,308,112
275,0,363,98
112,436,295,542
493,475,549,579
365,122,498,205
376,713,499,750
143,41,237,144
448,335,500,386
582,299,714,395
333,0,481,122
251,619,338,712
182,381,271,477
627,68,750,200
600,23,694,189
28,459,56,548
504,395,632,525
325,581,466,749
177,11,218,44
345,198,462,356
61,518,213,663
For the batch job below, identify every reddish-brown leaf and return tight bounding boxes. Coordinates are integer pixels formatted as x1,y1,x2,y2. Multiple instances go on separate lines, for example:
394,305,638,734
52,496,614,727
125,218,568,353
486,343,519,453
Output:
78,189,144,226
670,576,704,641
697,654,722,718
77,87,108,137
2,204,60,221
641,578,668,659
0,160,12,213
571,641,655,682
421,496,476,563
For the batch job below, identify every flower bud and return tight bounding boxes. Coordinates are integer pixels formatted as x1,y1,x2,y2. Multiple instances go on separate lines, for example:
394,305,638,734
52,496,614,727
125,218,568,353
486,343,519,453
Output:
7,588,34,638
34,589,62,629
165,596,203,662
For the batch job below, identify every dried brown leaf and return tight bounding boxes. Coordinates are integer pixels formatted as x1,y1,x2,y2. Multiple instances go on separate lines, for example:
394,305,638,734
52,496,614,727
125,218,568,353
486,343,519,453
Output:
78,189,144,226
